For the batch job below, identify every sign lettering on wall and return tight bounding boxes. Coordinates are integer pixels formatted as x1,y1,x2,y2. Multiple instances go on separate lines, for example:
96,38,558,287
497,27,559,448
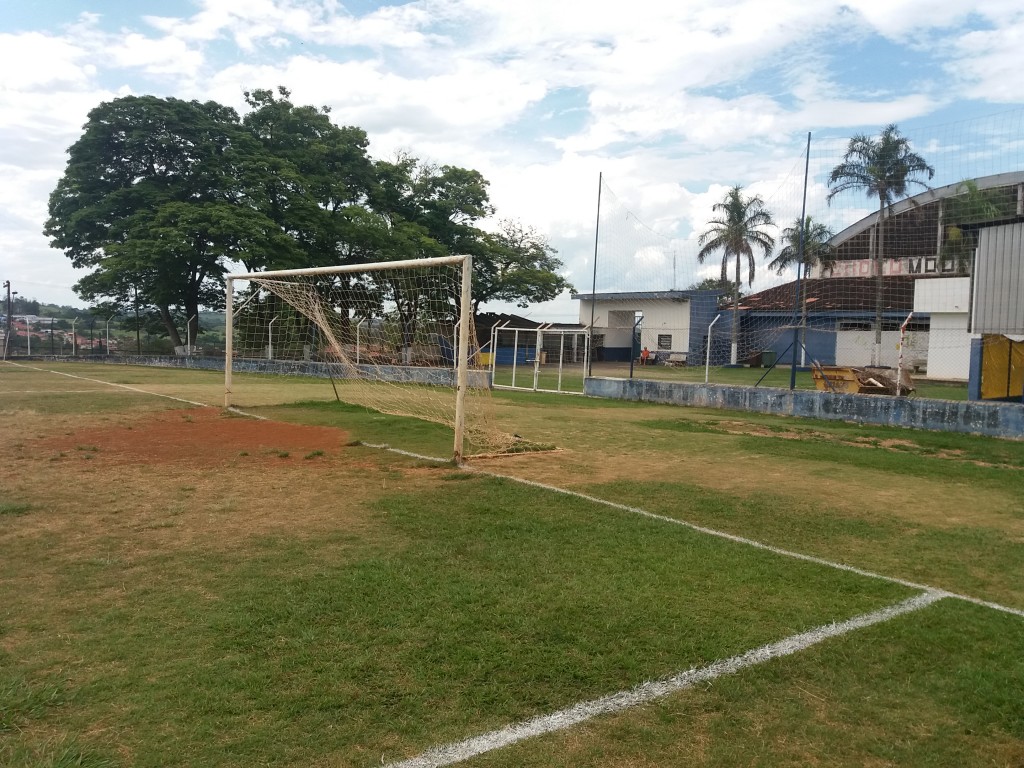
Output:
818,258,970,278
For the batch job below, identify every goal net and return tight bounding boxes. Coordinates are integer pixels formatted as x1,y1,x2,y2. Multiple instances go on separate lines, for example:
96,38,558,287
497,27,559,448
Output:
224,255,514,461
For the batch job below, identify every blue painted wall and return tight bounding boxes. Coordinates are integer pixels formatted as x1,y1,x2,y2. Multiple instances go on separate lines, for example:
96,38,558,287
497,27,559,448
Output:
585,376,1023,439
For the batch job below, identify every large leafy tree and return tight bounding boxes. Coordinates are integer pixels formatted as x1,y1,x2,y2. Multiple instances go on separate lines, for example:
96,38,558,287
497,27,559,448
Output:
48,90,570,349
242,87,379,268
45,95,294,346
475,220,572,316
697,185,776,363
827,124,934,364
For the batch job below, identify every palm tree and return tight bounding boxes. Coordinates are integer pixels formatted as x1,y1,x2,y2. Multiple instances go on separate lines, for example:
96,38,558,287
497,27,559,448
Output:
767,216,836,276
827,124,934,366
697,185,776,364
768,216,836,366
939,180,1006,275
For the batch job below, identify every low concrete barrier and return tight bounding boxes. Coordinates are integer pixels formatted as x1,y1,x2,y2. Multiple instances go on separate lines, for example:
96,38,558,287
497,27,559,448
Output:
584,376,1024,439
28,355,492,388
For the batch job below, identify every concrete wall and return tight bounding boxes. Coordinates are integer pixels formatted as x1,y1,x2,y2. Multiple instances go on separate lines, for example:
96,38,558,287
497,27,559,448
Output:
584,376,1024,439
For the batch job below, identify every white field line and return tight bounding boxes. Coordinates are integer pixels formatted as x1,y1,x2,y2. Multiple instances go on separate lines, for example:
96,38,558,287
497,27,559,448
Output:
385,591,946,768
3,361,209,407
12,362,1023,621
355,443,1024,621
1,389,146,394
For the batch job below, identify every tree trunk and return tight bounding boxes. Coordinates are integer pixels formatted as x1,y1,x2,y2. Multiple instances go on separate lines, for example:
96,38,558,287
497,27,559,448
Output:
158,304,184,348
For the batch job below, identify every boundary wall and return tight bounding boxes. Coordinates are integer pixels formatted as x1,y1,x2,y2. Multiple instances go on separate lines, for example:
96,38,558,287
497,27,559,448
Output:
26,355,492,388
584,377,1024,439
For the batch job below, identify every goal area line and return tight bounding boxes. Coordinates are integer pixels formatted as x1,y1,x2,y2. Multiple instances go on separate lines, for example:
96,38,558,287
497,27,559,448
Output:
384,591,945,768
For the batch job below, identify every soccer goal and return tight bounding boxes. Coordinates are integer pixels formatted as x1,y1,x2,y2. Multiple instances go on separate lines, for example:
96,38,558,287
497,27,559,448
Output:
224,255,512,463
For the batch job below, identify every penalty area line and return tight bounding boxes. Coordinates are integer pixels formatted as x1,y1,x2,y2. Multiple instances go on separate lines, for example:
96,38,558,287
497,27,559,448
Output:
384,591,945,768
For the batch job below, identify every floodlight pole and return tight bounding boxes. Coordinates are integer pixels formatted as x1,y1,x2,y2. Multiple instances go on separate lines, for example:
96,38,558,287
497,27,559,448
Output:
72,317,78,356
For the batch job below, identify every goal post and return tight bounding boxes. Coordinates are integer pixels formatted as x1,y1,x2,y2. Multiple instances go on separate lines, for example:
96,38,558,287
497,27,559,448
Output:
224,254,507,463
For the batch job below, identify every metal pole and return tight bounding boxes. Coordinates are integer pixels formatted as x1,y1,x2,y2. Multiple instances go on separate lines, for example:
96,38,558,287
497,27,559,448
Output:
187,314,196,356
106,318,112,356
511,329,519,388
134,285,141,355
896,311,913,397
224,279,234,407
790,131,812,391
705,314,721,384
2,281,10,360
588,171,602,377
453,255,472,465
72,317,78,356
533,327,542,391
629,313,642,379
557,332,565,392
268,316,278,360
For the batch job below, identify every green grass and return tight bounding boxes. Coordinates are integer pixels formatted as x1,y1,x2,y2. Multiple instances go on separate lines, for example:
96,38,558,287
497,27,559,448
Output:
1,360,1020,766
480,599,1024,766
2,473,911,766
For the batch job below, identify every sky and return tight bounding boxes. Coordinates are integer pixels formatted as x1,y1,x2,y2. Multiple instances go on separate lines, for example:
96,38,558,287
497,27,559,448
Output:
1,0,1022,321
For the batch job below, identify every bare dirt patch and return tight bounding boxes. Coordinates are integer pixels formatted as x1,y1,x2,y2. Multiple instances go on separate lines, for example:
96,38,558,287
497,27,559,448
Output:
39,407,347,466
3,407,432,560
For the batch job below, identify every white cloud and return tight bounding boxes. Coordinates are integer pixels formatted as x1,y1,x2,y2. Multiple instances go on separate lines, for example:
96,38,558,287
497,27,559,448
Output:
1,0,1022,310
0,32,91,90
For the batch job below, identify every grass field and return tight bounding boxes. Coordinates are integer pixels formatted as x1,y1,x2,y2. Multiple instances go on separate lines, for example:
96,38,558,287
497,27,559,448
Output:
1,360,1021,767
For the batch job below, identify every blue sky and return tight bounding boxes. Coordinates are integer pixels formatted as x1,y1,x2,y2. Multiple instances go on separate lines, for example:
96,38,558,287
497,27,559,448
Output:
1,0,1022,319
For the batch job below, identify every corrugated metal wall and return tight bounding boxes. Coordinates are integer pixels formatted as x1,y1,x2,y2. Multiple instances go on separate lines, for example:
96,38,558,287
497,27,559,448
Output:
973,222,1024,334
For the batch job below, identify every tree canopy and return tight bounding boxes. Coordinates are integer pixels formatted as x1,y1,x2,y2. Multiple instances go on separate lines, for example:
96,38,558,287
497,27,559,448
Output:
767,216,836,277
45,88,569,342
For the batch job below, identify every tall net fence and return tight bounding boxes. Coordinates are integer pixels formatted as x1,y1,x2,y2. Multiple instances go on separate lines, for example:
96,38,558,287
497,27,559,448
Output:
582,108,1024,398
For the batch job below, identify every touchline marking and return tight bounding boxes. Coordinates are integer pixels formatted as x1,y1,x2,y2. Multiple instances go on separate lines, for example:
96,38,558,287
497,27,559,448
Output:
5,362,210,407
470,470,1024,620
358,444,1024,620
384,591,945,768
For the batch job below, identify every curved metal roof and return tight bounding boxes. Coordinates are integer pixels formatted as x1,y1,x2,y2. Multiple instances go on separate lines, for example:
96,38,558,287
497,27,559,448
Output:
830,171,1024,246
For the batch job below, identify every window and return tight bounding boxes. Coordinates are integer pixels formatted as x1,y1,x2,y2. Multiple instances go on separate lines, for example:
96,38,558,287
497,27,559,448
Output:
657,334,672,350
